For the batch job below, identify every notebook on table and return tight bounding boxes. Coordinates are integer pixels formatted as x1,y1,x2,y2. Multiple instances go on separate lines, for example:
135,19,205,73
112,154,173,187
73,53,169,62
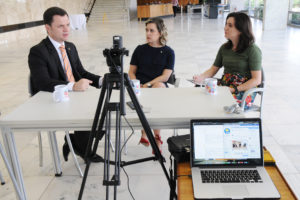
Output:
190,118,280,200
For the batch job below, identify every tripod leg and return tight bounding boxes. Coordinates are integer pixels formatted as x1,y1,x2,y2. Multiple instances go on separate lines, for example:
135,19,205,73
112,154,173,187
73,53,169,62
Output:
80,75,118,200
124,73,176,197
113,109,121,200
79,75,111,200
103,109,111,184
115,110,121,183
84,76,108,160
79,72,176,199
104,109,111,200
103,105,122,200
113,111,121,200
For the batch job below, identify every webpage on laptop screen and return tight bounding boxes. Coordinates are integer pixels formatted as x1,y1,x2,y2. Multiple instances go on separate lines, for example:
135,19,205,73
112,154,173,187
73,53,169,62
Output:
193,122,261,165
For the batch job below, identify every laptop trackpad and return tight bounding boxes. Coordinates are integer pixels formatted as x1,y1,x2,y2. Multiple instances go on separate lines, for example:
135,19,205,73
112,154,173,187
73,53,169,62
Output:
223,185,249,197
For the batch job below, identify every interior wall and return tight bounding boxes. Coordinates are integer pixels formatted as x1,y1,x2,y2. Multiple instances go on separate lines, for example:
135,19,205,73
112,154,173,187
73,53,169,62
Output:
0,0,89,45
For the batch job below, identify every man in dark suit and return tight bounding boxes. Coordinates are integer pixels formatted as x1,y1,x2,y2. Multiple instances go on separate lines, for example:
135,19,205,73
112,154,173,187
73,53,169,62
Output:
28,7,102,162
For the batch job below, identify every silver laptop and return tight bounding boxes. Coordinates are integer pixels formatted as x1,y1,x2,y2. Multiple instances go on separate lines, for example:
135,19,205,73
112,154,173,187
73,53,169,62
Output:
190,118,280,200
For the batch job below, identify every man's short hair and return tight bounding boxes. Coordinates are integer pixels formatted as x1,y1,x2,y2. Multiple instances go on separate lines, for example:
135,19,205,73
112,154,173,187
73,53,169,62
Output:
43,7,68,26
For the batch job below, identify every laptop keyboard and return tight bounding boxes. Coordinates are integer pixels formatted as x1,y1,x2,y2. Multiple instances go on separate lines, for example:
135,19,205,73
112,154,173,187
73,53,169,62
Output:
201,169,263,183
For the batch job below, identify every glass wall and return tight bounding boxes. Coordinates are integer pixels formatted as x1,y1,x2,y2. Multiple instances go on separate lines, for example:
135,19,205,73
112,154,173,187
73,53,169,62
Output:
245,0,264,20
288,0,300,26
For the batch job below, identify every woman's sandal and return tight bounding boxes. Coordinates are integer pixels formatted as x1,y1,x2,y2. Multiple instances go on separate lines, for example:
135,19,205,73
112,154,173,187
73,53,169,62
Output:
154,135,163,145
139,137,150,147
152,135,163,154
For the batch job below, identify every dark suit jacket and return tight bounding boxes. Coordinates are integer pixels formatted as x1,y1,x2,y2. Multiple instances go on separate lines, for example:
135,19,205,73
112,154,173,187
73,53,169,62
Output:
28,37,101,95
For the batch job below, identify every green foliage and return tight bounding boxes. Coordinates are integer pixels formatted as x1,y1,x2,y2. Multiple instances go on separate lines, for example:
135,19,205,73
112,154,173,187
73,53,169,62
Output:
291,13,300,24
293,0,300,6
254,6,263,20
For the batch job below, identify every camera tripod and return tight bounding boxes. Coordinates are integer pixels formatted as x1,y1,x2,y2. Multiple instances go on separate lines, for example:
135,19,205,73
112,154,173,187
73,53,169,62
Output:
78,72,176,200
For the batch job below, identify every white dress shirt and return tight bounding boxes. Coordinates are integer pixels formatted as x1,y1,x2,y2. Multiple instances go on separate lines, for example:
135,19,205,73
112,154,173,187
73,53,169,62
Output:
48,36,102,90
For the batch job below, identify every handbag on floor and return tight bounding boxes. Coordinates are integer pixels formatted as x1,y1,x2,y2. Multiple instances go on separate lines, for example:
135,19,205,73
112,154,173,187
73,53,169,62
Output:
167,134,190,162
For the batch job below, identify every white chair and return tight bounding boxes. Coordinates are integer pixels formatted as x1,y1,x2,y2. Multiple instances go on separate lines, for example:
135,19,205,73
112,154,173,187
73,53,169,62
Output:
240,68,265,118
28,76,83,177
0,170,4,185
0,112,4,185
0,112,6,185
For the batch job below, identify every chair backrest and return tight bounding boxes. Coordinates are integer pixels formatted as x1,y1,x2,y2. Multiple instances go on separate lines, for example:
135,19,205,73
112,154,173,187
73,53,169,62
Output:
28,75,34,97
255,68,265,102
257,68,265,117
240,67,265,117
167,73,176,85
258,68,265,89
167,73,180,88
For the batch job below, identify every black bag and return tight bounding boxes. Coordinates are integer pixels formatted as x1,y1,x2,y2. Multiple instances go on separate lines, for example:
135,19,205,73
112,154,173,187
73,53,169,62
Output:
167,134,190,162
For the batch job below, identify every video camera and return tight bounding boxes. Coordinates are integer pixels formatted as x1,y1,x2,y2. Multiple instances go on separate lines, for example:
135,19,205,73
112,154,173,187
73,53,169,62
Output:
103,36,129,74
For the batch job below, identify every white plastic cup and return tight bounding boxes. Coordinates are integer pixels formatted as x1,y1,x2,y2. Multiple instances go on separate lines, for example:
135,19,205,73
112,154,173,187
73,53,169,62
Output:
131,79,140,95
204,78,218,95
53,85,69,102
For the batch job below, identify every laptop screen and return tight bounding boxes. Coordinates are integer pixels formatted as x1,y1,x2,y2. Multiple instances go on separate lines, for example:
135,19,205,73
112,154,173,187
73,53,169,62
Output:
191,118,263,167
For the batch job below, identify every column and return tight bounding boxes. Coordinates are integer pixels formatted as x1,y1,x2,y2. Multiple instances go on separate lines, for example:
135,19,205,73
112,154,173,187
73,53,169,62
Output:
263,0,289,30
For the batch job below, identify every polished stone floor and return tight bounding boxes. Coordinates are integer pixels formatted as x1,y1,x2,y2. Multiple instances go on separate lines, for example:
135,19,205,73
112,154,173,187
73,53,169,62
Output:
1,12,300,199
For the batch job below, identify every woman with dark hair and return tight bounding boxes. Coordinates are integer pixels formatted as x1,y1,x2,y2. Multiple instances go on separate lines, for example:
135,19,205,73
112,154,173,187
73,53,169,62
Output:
129,17,175,153
193,12,262,108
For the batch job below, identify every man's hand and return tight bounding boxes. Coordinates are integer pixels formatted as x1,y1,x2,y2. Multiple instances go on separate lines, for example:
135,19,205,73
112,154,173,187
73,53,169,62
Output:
73,78,93,91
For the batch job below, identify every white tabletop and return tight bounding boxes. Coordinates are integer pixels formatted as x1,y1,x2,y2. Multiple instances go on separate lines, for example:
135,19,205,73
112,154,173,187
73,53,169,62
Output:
0,86,245,200
0,87,243,131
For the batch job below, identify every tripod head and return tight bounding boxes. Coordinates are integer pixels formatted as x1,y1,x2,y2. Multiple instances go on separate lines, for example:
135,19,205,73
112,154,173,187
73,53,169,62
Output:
103,36,129,74
103,36,129,116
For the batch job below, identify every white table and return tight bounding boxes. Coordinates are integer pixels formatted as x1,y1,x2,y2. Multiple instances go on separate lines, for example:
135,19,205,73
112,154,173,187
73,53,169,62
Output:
0,87,243,199
69,14,86,30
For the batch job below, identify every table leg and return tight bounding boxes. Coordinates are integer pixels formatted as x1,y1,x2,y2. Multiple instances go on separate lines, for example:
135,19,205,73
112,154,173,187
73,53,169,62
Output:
0,142,24,199
123,130,127,155
47,131,62,176
37,131,43,167
1,127,27,200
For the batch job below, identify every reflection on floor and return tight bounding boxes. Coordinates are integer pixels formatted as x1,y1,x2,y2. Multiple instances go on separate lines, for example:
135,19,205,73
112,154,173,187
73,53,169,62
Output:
1,13,300,199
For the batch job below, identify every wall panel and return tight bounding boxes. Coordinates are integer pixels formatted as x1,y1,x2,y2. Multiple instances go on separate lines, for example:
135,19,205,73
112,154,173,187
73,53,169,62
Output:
0,0,89,44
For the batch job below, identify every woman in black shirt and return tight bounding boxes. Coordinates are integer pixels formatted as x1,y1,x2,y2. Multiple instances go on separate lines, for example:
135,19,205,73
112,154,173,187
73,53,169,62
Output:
129,17,175,153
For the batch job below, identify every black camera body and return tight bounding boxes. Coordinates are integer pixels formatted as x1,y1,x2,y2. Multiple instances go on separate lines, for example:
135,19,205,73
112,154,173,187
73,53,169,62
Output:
103,36,129,74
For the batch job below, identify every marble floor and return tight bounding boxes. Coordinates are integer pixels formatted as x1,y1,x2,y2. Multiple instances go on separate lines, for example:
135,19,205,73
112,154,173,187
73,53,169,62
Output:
1,12,300,199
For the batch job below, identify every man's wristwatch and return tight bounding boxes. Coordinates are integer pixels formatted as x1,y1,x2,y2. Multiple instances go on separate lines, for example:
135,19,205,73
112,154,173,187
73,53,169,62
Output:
146,83,152,88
